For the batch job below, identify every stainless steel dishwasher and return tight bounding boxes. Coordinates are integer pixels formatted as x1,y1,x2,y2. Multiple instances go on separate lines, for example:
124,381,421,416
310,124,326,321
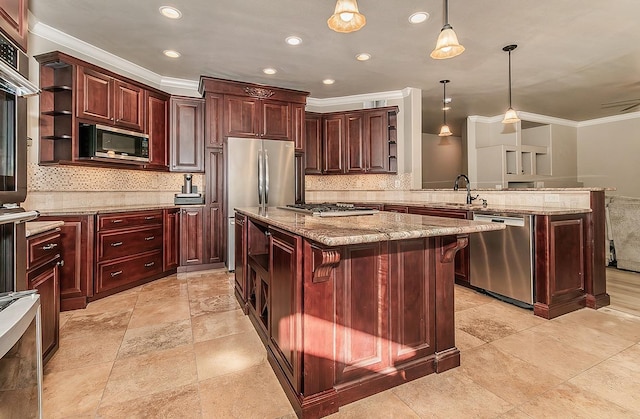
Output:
470,213,534,306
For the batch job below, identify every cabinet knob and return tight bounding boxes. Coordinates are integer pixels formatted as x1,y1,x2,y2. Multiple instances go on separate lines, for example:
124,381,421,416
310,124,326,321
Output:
57,260,65,267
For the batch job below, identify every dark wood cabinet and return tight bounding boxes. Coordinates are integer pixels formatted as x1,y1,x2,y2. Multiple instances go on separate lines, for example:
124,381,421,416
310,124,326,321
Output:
147,91,169,168
36,51,168,170
164,208,180,271
94,210,165,297
223,95,291,140
180,206,204,266
77,68,145,132
26,228,62,364
292,103,305,151
313,107,398,175
305,112,322,175
234,213,247,311
170,96,205,172
295,153,305,204
38,214,94,311
205,92,224,147
205,148,224,265
407,206,470,283
0,0,27,51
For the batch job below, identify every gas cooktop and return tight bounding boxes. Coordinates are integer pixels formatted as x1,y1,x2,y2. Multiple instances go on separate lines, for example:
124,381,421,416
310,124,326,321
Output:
279,203,379,217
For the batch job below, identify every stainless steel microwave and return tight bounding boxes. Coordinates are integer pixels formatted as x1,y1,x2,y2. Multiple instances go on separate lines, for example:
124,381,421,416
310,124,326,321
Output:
79,123,149,163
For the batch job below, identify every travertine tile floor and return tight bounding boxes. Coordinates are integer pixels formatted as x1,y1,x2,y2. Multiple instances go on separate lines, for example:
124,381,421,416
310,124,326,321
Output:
43,269,640,418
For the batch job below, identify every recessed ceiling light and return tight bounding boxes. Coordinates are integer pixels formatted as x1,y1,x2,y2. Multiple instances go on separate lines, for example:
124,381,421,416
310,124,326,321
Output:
285,36,302,46
409,12,429,24
263,68,277,75
159,6,182,19
356,53,371,61
323,79,335,85
163,50,181,58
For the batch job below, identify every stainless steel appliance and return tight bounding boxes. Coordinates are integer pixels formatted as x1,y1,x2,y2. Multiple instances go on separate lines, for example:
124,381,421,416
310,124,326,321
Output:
280,203,379,217
470,213,534,306
78,123,150,163
226,137,295,270
0,291,43,419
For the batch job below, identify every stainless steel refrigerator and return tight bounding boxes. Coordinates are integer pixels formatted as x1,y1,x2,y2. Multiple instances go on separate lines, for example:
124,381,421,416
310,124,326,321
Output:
226,137,295,270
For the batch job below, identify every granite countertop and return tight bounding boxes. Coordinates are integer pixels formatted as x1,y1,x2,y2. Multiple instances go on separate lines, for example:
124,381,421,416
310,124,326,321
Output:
25,221,64,238
36,204,202,216
235,207,505,247
368,201,591,215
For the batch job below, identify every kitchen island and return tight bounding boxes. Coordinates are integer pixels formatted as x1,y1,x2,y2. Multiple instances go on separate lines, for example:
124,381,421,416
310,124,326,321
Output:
233,207,504,418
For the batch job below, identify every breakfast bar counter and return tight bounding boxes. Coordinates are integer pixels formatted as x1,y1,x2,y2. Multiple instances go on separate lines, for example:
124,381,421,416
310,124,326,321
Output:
233,207,504,418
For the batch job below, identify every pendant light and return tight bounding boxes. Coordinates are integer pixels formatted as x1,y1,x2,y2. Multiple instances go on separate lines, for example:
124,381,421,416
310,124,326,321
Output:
439,80,453,136
502,44,520,124
328,0,366,33
430,0,465,59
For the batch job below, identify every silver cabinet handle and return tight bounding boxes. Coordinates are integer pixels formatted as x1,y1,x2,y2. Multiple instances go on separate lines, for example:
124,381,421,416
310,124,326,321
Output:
111,219,123,224
144,262,155,267
110,270,123,277
42,243,58,250
144,236,155,241
264,149,270,206
144,216,155,220
257,150,264,206
57,260,65,267
111,241,123,247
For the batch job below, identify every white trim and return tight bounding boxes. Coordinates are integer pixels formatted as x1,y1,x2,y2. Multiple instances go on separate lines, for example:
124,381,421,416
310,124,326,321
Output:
307,89,409,107
468,112,578,127
577,111,640,127
30,21,197,93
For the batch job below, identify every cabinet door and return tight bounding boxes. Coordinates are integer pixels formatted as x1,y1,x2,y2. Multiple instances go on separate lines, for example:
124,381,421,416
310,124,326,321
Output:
114,80,145,132
295,153,305,204
323,114,345,174
234,214,247,306
365,109,390,173
224,95,259,138
170,97,205,172
0,0,27,51
147,91,169,167
345,112,366,173
261,100,290,140
164,208,180,271
269,228,302,392
205,93,224,147
29,262,60,363
205,149,224,264
180,207,204,265
77,67,113,124
304,113,322,175
292,103,305,151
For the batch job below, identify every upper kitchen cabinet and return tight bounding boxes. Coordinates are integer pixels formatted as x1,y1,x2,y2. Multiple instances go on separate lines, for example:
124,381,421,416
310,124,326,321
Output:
198,77,309,144
77,66,145,132
170,96,205,172
204,92,223,147
0,0,28,51
310,106,398,175
35,51,169,171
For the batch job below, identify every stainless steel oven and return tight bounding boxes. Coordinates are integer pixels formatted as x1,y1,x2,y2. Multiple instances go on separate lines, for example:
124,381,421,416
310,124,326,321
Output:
0,31,39,206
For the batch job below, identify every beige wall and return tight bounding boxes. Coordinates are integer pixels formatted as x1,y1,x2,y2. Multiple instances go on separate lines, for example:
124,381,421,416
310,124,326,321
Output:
577,116,640,198
421,134,462,189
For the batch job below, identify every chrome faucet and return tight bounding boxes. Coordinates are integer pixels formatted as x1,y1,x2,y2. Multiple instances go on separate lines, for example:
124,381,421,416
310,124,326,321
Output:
453,174,478,204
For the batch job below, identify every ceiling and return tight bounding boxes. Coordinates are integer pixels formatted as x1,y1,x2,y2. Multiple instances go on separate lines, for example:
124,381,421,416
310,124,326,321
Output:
29,0,640,135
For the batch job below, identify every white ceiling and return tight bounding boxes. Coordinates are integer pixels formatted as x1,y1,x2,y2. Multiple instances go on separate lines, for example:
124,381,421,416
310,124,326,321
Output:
29,0,640,135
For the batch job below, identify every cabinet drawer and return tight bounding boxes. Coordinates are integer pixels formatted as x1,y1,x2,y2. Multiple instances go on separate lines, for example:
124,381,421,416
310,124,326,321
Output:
98,210,163,231
27,229,62,271
96,250,163,294
97,226,163,261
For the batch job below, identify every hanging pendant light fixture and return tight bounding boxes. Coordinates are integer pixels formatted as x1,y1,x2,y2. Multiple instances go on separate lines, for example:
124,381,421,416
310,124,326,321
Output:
430,0,465,59
328,0,366,33
439,80,453,136
502,44,520,124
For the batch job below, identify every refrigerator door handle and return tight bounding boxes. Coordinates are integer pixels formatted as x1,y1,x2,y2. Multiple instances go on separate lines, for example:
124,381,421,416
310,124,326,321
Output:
264,149,270,206
257,150,264,206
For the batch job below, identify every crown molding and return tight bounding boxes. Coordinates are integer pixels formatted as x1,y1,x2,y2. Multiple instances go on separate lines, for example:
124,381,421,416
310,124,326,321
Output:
30,20,198,93
307,89,409,107
576,111,640,127
468,112,578,127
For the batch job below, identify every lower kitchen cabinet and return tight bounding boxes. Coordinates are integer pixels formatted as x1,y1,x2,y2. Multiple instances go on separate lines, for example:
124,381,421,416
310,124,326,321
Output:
234,213,247,311
38,215,94,311
180,206,204,266
26,228,62,364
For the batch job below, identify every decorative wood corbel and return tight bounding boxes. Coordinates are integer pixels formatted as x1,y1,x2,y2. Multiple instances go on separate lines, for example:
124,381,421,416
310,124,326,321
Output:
440,235,469,263
312,247,341,283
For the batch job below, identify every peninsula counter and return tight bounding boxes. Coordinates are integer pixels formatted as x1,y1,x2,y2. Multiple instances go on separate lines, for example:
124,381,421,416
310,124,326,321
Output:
233,207,504,418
